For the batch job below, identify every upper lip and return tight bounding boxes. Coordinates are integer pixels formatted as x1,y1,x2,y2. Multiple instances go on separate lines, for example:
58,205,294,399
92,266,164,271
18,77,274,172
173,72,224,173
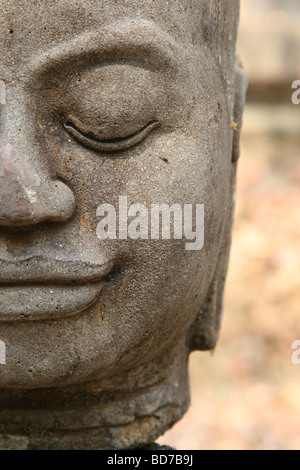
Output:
0,255,115,285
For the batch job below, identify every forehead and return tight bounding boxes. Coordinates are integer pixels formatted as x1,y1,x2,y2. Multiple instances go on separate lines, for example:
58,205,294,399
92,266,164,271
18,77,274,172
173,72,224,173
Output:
0,0,207,56
0,0,238,100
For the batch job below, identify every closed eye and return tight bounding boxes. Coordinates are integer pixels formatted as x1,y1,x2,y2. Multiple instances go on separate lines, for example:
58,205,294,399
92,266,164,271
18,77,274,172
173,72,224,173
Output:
63,121,160,152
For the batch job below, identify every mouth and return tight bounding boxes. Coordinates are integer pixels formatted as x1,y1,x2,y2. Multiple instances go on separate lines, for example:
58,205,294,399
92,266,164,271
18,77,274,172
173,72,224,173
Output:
0,283,108,322
0,256,114,322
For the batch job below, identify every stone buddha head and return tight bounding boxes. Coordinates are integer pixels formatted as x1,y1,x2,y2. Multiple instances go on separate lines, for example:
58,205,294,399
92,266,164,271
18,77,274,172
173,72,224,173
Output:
0,0,247,449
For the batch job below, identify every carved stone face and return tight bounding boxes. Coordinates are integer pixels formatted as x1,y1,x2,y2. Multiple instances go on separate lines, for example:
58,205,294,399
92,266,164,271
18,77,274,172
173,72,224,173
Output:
0,0,246,393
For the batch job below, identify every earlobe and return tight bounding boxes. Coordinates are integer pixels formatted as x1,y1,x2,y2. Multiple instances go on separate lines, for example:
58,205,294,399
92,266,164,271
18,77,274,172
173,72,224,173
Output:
188,210,233,352
189,55,248,352
189,170,236,352
232,54,248,163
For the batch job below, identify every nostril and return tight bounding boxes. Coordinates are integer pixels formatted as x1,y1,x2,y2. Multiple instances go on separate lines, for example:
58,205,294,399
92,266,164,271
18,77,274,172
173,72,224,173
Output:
32,179,76,224
0,177,76,227
0,144,75,227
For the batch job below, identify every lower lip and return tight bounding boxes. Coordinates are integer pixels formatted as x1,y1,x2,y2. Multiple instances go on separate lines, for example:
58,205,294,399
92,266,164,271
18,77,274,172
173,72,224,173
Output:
0,283,105,322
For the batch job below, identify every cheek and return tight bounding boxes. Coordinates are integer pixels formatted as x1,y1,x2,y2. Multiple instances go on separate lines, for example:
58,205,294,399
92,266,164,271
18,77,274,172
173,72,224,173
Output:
122,126,232,283
100,132,231,323
54,119,231,243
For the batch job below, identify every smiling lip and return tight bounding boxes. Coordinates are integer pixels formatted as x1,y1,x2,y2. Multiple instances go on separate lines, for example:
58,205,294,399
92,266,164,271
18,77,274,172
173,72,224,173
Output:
0,283,106,322
0,256,114,322
0,255,114,284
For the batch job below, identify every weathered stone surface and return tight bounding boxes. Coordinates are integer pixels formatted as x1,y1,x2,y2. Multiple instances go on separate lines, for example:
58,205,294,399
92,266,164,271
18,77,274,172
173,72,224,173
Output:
0,0,246,449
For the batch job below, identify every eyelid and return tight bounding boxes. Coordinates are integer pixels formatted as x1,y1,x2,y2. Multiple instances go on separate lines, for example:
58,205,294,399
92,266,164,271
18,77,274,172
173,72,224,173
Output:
63,121,160,152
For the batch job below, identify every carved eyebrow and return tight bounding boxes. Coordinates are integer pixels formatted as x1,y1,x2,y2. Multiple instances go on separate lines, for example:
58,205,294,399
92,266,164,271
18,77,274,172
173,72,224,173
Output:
28,19,186,78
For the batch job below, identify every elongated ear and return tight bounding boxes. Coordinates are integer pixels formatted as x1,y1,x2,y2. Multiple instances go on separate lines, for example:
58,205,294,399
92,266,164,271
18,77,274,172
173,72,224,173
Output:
188,183,235,351
232,53,248,163
189,55,248,352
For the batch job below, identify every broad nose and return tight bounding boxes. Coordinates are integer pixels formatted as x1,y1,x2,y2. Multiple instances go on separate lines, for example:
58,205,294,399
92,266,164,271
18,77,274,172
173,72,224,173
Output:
0,144,75,227
0,86,75,227
0,143,75,227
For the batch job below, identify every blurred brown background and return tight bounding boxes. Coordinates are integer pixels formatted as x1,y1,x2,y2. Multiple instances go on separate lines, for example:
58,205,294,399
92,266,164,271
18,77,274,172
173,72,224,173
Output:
159,0,300,450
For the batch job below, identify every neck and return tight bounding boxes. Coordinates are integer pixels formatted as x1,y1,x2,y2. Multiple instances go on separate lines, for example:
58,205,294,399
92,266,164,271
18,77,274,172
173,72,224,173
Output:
0,343,190,449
